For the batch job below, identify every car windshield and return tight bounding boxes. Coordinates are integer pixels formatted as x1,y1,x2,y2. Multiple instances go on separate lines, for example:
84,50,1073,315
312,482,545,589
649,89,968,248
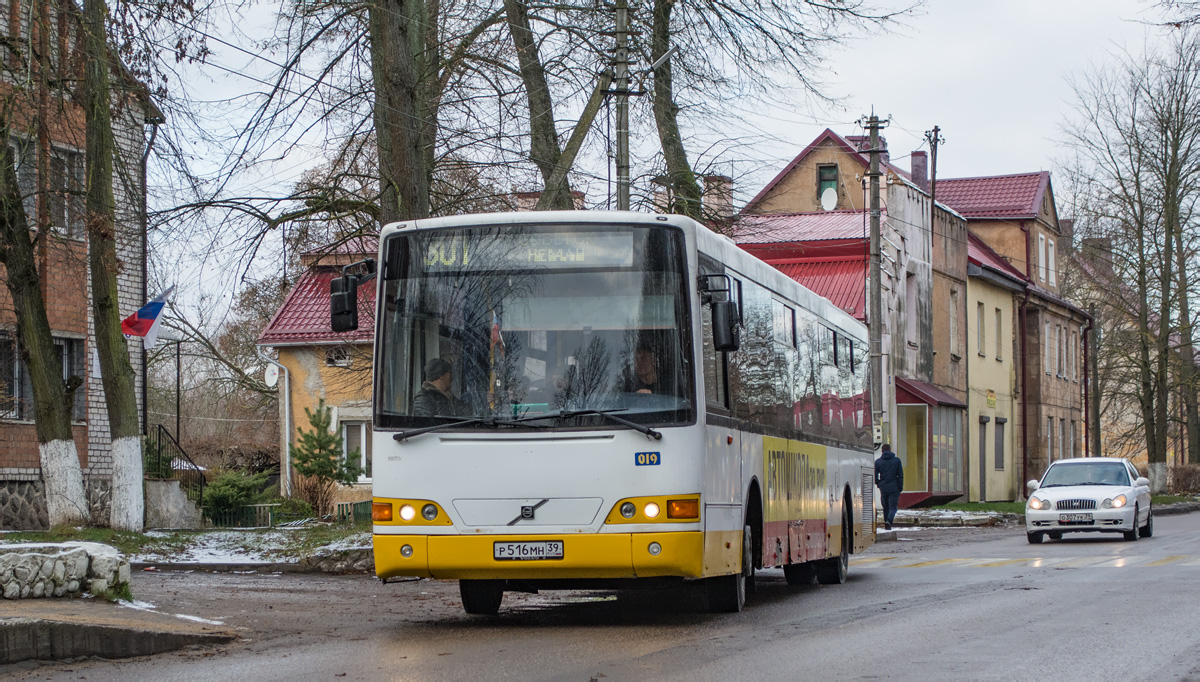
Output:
375,222,695,430
1040,462,1131,487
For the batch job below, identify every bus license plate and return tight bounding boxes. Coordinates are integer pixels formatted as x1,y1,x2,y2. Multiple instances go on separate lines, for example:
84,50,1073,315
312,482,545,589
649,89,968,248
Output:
1059,513,1092,522
494,541,564,561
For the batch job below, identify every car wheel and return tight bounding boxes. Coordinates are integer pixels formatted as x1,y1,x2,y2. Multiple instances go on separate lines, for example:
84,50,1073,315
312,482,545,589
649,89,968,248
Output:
460,579,505,615
815,504,851,585
1048,531,1063,541
1123,505,1140,541
1027,531,1044,544
1141,507,1154,538
708,524,751,613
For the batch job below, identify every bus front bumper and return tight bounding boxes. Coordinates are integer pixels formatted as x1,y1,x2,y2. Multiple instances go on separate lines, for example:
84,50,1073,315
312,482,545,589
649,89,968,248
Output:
374,532,704,581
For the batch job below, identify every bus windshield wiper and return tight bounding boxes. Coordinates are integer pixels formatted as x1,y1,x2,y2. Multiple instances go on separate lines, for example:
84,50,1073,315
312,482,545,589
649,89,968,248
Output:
544,408,663,441
393,413,551,442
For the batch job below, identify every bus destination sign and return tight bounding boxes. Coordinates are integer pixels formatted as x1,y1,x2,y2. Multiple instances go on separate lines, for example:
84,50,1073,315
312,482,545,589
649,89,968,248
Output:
422,231,635,271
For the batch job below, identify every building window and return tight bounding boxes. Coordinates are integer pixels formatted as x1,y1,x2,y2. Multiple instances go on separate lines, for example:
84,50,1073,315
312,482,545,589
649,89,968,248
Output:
0,332,84,421
1059,418,1066,461
1057,324,1064,377
325,346,351,368
1038,234,1047,282
817,165,837,204
1070,419,1076,459
906,272,918,346
950,288,960,357
341,421,372,481
994,418,1006,470
1047,416,1054,461
773,300,795,347
7,139,84,239
995,308,1003,361
1044,322,1052,374
1048,240,1057,286
976,301,985,356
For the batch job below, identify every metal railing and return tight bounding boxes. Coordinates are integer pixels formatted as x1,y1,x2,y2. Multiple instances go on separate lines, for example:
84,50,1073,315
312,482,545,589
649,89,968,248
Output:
145,424,205,509
335,500,372,524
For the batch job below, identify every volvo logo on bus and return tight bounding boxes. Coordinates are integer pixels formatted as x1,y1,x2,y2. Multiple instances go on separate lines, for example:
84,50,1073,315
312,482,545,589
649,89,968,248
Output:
507,499,549,526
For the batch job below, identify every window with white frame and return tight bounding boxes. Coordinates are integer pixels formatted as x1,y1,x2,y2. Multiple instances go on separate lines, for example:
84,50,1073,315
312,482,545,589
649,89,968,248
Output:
7,139,85,238
341,421,372,481
995,308,1003,361
1048,240,1057,286
1059,418,1066,460
325,346,351,368
976,301,985,356
1047,416,1055,461
1057,324,1064,376
950,288,960,356
1071,330,1078,380
1038,234,1047,282
1044,322,1052,374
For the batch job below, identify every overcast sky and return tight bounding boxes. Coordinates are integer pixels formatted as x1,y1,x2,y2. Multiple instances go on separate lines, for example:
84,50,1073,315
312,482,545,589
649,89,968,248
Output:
727,0,1178,202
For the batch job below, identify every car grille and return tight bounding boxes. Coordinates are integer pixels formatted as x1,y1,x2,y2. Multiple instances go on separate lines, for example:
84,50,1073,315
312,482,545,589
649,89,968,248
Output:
1055,499,1097,511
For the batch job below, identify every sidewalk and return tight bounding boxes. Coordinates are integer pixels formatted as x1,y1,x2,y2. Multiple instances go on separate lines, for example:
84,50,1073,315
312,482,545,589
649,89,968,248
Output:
1,597,237,665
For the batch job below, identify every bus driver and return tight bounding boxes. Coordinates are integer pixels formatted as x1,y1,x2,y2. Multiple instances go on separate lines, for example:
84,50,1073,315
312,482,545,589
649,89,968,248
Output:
412,358,466,417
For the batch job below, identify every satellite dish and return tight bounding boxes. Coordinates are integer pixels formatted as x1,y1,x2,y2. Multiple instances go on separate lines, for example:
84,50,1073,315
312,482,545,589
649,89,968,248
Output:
265,365,279,388
820,187,838,211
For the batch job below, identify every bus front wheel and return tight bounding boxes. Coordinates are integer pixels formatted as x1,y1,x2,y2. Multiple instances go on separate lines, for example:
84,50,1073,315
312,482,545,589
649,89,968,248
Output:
460,579,504,615
707,524,751,613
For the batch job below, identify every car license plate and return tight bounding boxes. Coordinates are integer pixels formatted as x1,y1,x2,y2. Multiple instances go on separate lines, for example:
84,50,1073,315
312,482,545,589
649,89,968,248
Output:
494,541,564,561
1059,513,1092,522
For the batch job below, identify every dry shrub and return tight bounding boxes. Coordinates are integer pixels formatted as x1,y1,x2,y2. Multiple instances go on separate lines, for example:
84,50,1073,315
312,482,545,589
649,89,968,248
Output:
1168,464,1200,495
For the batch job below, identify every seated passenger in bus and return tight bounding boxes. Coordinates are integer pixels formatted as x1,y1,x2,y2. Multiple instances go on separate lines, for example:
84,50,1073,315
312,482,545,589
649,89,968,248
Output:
412,358,466,417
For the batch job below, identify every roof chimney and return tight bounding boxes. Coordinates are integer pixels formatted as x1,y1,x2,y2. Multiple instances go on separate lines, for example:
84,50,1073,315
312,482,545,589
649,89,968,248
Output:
703,174,733,220
911,151,928,192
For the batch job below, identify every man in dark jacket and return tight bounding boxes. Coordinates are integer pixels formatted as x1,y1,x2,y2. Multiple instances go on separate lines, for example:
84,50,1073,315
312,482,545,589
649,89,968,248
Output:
874,443,904,530
412,358,466,417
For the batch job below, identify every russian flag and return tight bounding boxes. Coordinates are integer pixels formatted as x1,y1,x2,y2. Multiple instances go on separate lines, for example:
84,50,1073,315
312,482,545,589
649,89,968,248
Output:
121,286,175,348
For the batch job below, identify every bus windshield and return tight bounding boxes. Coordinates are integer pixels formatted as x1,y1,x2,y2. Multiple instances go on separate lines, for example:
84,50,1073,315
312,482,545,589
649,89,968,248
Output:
375,222,695,430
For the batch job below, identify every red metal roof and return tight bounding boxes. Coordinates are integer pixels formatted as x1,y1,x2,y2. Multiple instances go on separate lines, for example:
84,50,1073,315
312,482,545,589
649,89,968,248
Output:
967,232,1026,282
257,269,376,346
895,376,967,408
734,210,876,244
936,172,1050,220
768,257,867,320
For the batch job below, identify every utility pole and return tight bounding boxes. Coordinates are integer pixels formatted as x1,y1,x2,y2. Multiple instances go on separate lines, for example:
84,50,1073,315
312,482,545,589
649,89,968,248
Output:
614,0,630,210
864,113,889,445
924,126,944,245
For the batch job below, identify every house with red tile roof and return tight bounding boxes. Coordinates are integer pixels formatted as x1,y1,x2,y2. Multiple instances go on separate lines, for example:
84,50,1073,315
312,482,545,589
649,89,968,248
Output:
257,237,379,505
938,171,1092,492
735,128,970,507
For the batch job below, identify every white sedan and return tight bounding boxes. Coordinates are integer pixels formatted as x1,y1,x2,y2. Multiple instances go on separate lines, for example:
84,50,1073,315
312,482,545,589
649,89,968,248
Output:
1025,457,1152,544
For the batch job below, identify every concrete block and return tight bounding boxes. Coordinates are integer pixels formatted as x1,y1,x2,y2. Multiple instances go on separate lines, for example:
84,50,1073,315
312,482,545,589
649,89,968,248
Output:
88,554,118,580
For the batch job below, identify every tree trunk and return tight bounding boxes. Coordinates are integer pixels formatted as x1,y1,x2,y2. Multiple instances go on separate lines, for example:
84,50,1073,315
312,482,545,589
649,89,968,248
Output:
1173,218,1200,464
369,0,432,223
650,0,703,221
83,0,143,530
0,136,88,527
504,0,572,211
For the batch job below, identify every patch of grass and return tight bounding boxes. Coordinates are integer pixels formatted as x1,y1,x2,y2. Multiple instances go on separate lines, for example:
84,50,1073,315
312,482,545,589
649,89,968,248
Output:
99,582,134,603
931,501,1027,515
259,523,371,560
1,527,192,557
1152,494,1196,505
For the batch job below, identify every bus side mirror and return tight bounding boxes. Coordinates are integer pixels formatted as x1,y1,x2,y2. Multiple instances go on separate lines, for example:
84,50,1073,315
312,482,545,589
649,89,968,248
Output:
331,274,359,332
712,300,740,352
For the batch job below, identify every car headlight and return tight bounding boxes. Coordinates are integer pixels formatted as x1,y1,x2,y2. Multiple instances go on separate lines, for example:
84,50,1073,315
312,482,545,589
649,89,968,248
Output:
1103,494,1128,509
1028,497,1050,510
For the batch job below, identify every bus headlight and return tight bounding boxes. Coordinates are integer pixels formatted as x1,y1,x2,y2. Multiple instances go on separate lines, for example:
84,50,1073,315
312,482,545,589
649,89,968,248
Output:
620,502,636,518
399,504,416,521
422,504,438,521
644,502,660,519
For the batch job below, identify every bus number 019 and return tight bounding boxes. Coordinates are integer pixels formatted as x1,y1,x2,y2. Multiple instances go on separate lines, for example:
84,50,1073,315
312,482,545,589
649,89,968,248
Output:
635,452,661,466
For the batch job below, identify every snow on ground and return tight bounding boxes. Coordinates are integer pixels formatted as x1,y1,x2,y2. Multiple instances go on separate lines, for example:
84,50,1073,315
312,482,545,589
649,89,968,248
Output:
132,529,370,565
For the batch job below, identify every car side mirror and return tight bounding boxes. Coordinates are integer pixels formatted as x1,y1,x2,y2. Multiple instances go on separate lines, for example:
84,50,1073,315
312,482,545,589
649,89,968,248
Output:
1026,479,1040,492
331,274,359,332
1135,477,1149,487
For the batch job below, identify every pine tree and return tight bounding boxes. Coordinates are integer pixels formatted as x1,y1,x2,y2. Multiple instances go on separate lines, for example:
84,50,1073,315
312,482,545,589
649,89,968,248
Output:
290,399,362,516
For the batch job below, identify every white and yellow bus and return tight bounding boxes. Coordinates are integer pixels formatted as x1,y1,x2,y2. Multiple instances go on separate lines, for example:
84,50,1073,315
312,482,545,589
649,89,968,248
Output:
332,211,876,614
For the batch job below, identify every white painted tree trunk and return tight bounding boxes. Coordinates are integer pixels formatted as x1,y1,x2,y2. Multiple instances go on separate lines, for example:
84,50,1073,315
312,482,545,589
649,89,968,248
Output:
1148,461,1168,494
39,439,88,527
109,436,144,531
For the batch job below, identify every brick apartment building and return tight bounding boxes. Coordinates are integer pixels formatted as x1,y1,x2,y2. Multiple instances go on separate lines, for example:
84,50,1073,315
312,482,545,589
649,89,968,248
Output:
0,6,161,528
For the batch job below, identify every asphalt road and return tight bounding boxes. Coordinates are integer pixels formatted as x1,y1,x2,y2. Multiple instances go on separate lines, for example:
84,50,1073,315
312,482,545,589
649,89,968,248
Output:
9,513,1200,681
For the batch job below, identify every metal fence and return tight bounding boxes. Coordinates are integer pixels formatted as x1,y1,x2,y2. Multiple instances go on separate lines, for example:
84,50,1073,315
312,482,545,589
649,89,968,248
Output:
335,500,372,524
205,501,370,528
145,424,205,508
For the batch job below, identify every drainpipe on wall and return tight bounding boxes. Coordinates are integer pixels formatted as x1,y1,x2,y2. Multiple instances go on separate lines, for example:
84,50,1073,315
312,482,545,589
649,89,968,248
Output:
257,348,292,496
140,120,160,436
1019,220,1032,495
1083,305,1094,458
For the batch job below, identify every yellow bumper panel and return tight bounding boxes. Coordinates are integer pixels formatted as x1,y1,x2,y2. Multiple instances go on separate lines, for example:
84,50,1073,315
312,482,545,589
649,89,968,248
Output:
374,532,704,581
